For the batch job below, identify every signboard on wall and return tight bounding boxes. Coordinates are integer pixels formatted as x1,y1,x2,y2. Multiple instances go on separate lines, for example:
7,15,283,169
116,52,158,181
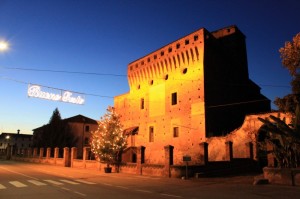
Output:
27,84,85,105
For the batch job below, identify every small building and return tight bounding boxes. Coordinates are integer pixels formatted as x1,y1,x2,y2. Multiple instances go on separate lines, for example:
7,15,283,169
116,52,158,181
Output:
114,25,271,165
0,130,33,155
32,115,98,158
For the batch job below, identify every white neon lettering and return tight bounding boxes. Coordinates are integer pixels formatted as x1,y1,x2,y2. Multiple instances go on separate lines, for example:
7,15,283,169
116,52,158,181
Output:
62,91,85,104
27,85,85,105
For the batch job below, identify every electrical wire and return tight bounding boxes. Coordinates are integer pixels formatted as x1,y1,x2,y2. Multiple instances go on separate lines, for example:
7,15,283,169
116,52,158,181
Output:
2,66,291,88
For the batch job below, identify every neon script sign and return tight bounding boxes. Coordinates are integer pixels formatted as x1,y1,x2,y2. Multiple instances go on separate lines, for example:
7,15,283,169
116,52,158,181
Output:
28,84,85,105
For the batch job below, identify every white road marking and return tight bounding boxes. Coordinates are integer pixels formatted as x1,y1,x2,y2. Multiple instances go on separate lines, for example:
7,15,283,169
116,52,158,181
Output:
60,179,80,185
0,167,38,180
44,180,64,185
160,193,183,198
74,191,86,197
60,187,70,191
9,181,27,188
101,182,113,186
0,184,6,189
135,189,152,193
28,180,47,186
115,185,129,189
75,179,96,185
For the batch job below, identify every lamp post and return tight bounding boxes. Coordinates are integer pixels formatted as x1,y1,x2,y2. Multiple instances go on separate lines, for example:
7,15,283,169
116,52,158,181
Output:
0,40,9,52
5,135,11,160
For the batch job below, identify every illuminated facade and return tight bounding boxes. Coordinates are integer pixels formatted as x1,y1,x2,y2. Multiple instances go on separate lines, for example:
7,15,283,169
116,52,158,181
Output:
114,25,270,165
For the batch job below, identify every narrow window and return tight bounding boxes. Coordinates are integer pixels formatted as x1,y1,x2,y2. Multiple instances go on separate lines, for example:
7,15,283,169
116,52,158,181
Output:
168,47,172,53
173,127,179,137
85,125,90,132
182,68,187,74
176,43,180,49
171,92,177,105
154,55,157,59
149,126,154,142
84,137,89,145
140,98,144,109
165,74,169,80
185,39,189,45
147,58,150,62
161,51,164,56
194,35,198,41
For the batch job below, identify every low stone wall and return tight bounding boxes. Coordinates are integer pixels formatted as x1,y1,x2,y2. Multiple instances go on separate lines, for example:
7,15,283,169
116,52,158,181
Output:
263,167,300,186
141,164,164,176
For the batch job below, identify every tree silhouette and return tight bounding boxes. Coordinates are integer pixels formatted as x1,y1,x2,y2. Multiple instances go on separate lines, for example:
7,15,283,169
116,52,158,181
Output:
33,108,77,150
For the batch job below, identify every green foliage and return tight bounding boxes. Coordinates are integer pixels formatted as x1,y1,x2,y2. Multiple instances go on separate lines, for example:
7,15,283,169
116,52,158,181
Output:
276,33,300,112
258,112,300,168
90,106,127,167
279,33,300,76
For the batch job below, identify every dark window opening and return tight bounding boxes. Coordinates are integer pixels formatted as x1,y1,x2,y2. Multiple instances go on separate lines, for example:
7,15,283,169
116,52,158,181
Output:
85,125,90,132
185,39,189,45
194,35,198,41
165,74,169,80
140,98,144,109
176,43,180,49
149,127,154,142
173,127,179,137
84,137,89,145
168,47,172,53
182,68,187,74
171,92,177,105
161,51,164,56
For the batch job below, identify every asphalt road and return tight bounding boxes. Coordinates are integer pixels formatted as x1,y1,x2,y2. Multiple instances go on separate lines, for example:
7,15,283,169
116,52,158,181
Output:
0,160,299,199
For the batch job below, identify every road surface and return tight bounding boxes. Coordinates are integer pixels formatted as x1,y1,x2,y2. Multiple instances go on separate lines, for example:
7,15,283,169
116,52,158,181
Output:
0,160,299,199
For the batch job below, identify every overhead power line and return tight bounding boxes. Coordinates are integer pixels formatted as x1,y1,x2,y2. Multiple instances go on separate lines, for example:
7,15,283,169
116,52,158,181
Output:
3,67,126,77
2,66,291,88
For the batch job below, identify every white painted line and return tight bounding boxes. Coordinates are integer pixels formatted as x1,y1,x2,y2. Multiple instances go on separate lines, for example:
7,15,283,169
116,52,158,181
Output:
74,191,86,197
135,189,153,193
0,167,38,180
115,185,129,189
0,184,6,189
9,181,27,188
75,179,96,185
160,193,183,198
60,187,70,191
28,180,47,186
60,180,80,185
101,182,113,186
44,180,64,185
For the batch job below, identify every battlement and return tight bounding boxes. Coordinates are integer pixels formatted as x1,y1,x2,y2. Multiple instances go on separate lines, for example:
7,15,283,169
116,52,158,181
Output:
127,28,206,90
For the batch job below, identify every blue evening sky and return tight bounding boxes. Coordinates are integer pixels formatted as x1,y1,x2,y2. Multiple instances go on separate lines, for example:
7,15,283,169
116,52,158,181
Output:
0,0,299,134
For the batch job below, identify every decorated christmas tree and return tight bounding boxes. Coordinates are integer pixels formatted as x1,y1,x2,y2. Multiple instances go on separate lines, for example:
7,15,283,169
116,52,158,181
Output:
90,106,127,170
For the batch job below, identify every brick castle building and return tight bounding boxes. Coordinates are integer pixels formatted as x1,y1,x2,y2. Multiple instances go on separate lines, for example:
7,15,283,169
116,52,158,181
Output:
114,25,270,165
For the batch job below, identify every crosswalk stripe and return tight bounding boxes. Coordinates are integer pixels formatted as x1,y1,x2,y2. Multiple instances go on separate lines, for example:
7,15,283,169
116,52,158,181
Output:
44,180,63,185
0,184,6,189
60,180,80,185
9,181,27,188
28,180,47,186
75,179,96,185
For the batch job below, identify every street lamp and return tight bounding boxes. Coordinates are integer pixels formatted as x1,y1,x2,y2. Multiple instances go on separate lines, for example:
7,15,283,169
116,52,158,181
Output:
0,40,9,52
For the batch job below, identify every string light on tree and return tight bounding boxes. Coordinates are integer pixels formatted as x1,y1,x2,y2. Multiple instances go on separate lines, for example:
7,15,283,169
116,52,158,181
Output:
90,106,127,171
